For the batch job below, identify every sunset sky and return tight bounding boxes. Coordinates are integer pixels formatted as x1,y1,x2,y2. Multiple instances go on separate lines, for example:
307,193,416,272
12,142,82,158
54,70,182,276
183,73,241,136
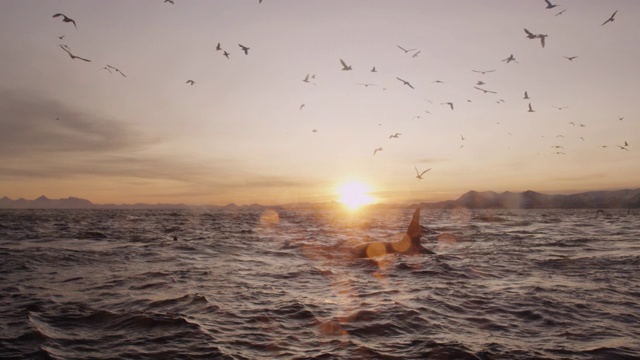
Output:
1,0,638,206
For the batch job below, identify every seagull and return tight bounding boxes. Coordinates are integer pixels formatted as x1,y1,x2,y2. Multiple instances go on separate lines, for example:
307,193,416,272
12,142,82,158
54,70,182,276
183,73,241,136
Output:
340,59,352,70
619,117,624,121
502,54,517,63
544,0,558,9
553,152,566,155
397,45,416,54
356,83,377,87
99,66,112,73
551,145,564,148
564,56,578,61
57,35,65,40
625,141,629,146
442,102,454,110
432,80,445,84
415,166,431,180
238,44,250,55
537,34,548,48
59,45,91,62
524,28,537,39
164,0,174,3
472,69,495,74
303,74,310,83
555,9,566,16
106,65,126,77
461,134,466,140
618,145,629,151
528,103,535,112
312,129,317,133
216,42,222,51
371,66,377,72
569,122,575,126
299,103,305,110
477,81,485,85
474,86,496,94
601,10,618,26
373,147,383,155
186,80,195,85
552,106,568,110
52,13,77,29
389,133,401,139
412,50,421,58
396,77,414,89
223,51,230,59
523,91,530,99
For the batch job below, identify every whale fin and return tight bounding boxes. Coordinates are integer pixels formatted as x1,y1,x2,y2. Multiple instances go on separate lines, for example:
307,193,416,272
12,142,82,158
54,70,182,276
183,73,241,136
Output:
406,208,421,244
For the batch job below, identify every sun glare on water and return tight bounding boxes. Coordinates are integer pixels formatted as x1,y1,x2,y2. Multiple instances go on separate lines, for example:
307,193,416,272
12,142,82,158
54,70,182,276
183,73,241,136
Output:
337,181,375,211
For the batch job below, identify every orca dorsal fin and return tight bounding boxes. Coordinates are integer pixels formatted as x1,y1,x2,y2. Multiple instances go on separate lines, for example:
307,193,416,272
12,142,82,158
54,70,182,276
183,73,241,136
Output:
406,208,421,242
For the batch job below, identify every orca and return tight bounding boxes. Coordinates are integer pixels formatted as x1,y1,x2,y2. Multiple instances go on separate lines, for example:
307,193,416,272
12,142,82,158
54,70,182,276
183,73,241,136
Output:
351,207,435,258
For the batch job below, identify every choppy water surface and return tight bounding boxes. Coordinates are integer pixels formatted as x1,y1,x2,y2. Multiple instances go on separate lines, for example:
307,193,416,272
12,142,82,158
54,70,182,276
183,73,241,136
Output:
0,208,638,359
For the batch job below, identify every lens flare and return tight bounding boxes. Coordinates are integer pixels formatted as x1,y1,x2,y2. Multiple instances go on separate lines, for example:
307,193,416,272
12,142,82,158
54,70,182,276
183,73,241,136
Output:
336,181,374,210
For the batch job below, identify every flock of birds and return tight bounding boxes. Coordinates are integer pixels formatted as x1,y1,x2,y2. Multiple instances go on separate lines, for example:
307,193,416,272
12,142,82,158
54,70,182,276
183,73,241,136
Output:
50,1,631,184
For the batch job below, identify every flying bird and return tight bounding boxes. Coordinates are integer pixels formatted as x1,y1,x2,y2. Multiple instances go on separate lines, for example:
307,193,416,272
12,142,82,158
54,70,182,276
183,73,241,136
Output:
58,35,65,40
223,51,230,59
474,86,496,94
389,133,401,139
564,56,578,61
524,28,537,39
373,147,383,155
555,9,566,16
601,10,618,26
415,166,431,180
396,77,414,89
523,91,530,99
371,66,377,72
537,34,548,48
164,0,174,4
397,45,416,54
216,42,222,51
442,102,454,110
356,83,377,87
340,59,352,70
412,50,421,58
299,103,305,110
477,81,485,85
52,13,77,29
238,44,250,55
528,103,535,112
432,80,445,84
472,69,495,74
106,65,126,77
186,80,195,85
544,0,558,9
552,106,568,110
59,44,90,62
502,54,517,63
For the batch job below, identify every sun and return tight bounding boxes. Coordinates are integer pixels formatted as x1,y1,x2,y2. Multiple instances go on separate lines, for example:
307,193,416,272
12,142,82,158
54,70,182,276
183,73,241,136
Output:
336,181,375,210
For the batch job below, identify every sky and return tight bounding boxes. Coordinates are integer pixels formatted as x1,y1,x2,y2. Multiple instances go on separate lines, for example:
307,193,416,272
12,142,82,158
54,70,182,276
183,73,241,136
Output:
1,0,639,206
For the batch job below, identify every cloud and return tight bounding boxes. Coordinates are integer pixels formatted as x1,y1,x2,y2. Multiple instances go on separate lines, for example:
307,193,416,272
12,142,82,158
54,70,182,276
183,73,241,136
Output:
0,89,156,156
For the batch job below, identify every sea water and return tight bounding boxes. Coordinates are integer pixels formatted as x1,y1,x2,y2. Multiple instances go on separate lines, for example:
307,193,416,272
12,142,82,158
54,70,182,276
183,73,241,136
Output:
0,208,638,359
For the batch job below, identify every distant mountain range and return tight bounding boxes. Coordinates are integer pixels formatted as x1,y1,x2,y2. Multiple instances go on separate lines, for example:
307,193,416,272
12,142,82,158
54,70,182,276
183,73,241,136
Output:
1,189,639,209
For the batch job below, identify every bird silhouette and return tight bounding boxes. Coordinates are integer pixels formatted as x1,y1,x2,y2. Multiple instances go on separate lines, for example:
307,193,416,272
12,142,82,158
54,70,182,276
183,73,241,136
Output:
371,66,377,72
564,56,578,61
186,80,195,85
555,9,566,16
524,28,537,39
552,106,568,110
474,86,496,94
523,91,530,99
299,103,305,110
53,13,77,29
340,59,352,70
106,65,126,77
356,83,377,87
223,51,230,59
415,166,431,179
396,77,414,89
412,50,421,58
59,44,90,62
164,0,174,4
602,10,618,26
373,147,383,155
544,0,558,9
389,133,401,139
442,102,454,110
537,34,548,48
528,103,535,112
502,54,517,63
238,44,249,55
472,69,495,74
397,45,416,54
216,42,222,51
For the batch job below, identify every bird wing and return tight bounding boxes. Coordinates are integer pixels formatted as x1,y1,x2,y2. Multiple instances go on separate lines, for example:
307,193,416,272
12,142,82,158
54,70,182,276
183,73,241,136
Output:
524,28,535,37
544,0,553,7
52,13,64,18
419,168,431,176
340,59,348,67
397,45,407,52
540,36,545,47
407,82,414,89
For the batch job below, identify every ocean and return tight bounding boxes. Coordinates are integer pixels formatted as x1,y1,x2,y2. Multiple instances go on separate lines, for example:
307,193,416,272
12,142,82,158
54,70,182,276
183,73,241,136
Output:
0,208,638,359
